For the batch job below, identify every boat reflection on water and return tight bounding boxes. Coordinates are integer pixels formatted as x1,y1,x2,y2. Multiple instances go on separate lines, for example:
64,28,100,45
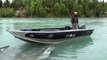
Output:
13,43,54,60
47,36,93,59
13,36,93,60
56,36,93,49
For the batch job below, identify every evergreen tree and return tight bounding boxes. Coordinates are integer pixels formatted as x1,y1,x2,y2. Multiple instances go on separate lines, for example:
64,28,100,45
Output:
82,0,90,17
0,8,15,17
93,0,102,17
0,0,2,8
43,0,54,8
62,0,75,10
23,0,31,16
3,0,10,8
0,0,106,17
38,6,47,17
53,3,61,17
78,0,82,4
35,0,43,16
12,0,23,9
104,3,107,12
60,3,69,17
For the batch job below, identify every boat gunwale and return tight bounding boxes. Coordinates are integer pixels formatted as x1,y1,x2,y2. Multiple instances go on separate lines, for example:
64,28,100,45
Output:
8,28,94,34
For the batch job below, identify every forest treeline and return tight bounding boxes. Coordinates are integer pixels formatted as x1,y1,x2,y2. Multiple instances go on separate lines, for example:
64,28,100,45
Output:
0,0,107,17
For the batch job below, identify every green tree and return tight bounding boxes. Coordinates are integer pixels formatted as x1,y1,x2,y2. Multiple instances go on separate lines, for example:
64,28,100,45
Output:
78,0,82,4
0,0,105,17
0,8,15,17
38,6,47,17
62,0,75,10
0,0,2,8
23,0,31,16
42,0,55,14
60,3,69,17
82,0,91,17
3,0,10,8
42,0,54,8
104,2,107,12
12,0,24,9
30,0,35,16
53,3,61,17
93,0,102,17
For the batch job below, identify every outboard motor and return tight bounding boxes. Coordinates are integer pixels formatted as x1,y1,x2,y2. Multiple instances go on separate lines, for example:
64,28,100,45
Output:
79,24,86,29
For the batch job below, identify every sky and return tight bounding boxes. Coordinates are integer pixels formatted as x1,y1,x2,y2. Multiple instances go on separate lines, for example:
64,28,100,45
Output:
99,0,107,2
1,0,107,3
1,0,12,3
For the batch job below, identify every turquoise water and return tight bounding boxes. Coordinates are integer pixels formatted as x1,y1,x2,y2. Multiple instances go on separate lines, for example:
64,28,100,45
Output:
0,18,107,60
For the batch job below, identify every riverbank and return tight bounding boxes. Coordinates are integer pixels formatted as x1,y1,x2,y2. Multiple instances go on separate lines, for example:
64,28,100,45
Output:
0,8,106,18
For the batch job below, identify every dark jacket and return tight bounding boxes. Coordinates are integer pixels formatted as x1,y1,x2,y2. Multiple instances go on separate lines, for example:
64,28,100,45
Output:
71,15,78,24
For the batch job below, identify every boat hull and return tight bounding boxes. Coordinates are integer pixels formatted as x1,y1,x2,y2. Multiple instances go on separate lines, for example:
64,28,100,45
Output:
8,28,94,44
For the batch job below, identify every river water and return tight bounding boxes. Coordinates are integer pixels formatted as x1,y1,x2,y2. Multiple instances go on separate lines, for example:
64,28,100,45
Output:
0,18,107,60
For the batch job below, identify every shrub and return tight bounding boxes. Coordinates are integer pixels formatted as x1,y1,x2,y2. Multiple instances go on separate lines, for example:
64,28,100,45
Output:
0,8,15,17
46,13,54,17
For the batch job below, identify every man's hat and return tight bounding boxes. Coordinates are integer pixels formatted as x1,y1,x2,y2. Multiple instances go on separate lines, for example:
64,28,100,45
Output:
74,12,78,15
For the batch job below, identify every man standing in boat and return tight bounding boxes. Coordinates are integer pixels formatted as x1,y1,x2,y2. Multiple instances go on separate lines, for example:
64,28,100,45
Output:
71,11,79,29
